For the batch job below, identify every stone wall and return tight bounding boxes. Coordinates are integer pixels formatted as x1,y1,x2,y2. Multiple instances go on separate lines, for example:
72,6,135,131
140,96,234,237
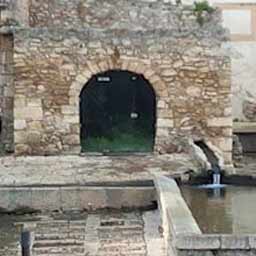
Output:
213,3,256,124
0,33,14,153
229,42,256,122
27,0,199,29
12,1,232,164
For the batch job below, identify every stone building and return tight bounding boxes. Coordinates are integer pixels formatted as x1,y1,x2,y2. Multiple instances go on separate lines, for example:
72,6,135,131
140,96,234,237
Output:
0,0,232,165
212,0,256,153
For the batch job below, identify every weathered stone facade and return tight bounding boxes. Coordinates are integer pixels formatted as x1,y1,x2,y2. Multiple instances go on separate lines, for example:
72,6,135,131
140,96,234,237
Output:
0,0,232,164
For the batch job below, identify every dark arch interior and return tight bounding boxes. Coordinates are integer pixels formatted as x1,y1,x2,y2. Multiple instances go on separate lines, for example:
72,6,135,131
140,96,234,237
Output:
80,70,156,153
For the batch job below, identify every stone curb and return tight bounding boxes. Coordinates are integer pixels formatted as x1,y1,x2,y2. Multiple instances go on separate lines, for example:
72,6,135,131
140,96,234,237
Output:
174,234,255,250
154,175,256,254
0,186,156,212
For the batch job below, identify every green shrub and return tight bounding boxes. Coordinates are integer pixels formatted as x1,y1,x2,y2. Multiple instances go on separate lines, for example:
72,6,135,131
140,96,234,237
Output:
193,1,215,26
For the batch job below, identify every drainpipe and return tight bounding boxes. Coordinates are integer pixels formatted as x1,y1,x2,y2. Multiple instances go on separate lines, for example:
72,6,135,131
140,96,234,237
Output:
19,222,35,256
21,231,32,256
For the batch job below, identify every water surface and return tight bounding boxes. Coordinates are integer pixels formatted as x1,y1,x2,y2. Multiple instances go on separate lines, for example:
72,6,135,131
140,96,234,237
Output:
181,185,256,234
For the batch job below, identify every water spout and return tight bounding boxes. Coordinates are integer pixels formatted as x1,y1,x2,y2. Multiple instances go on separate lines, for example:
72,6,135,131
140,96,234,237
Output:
213,173,220,186
212,163,221,185
195,141,226,189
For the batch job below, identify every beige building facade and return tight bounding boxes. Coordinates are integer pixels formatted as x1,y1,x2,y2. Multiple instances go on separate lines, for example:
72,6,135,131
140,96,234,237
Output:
213,1,256,127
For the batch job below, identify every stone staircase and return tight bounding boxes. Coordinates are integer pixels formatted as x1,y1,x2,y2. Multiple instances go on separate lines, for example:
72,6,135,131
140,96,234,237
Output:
32,219,87,256
96,212,147,256
0,210,165,256
32,212,148,256
0,247,19,256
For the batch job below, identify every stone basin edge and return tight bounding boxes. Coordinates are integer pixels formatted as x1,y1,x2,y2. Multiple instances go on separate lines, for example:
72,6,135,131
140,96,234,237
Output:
153,175,256,254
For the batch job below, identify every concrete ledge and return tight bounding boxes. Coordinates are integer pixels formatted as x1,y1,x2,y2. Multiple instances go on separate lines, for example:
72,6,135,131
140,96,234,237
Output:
154,176,201,236
175,234,220,250
0,186,156,212
154,175,201,255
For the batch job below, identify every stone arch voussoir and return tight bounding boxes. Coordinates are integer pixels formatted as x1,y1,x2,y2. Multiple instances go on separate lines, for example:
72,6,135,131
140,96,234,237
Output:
65,58,171,153
69,59,168,104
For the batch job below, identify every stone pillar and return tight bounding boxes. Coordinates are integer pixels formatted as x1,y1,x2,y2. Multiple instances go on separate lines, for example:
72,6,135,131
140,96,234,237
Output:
14,0,29,27
0,33,14,153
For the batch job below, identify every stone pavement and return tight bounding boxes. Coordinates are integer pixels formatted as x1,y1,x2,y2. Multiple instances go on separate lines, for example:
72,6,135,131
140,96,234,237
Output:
0,153,199,186
0,210,166,256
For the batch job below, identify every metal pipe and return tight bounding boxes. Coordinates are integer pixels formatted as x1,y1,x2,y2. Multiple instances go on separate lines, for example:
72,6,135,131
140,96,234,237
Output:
21,231,32,256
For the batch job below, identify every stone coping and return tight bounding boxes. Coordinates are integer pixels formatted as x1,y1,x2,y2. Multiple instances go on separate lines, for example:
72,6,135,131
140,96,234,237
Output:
0,186,156,212
154,175,201,255
234,122,256,133
175,234,256,250
154,175,201,236
0,180,154,188
154,175,256,253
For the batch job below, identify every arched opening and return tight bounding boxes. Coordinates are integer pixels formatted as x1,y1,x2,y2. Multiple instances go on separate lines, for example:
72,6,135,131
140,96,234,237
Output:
80,70,156,153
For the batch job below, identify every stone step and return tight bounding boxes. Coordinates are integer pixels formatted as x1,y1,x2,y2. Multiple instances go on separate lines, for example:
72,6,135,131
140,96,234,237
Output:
98,232,144,240
36,227,86,233
35,233,85,240
36,220,86,226
97,225,143,230
33,254,85,256
32,252,85,256
0,249,19,256
36,225,85,229
33,252,85,256
98,238,145,243
97,252,146,256
33,246,85,254
33,240,84,247
99,244,147,249
36,223,86,229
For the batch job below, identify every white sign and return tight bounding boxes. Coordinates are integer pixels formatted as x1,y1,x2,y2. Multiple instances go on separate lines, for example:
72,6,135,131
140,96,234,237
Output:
130,112,139,119
97,76,111,82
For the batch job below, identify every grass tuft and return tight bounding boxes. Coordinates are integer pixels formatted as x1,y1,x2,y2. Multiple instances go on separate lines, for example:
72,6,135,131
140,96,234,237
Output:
82,131,154,153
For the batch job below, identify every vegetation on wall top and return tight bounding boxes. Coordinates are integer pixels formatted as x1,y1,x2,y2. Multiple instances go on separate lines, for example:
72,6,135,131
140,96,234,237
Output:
193,1,216,26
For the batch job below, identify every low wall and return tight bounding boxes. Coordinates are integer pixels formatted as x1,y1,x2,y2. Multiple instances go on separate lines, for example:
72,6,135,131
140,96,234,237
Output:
154,175,256,256
175,234,256,256
0,185,156,212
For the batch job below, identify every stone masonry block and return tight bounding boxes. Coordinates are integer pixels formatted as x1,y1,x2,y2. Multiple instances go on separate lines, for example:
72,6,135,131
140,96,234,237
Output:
207,117,232,127
221,235,250,249
175,235,220,250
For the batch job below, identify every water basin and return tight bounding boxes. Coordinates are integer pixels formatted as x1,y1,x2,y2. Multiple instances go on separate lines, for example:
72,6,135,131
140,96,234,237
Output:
181,185,256,234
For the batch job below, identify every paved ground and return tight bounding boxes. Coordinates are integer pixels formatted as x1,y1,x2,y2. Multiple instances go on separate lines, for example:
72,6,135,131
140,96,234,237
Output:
0,210,166,256
0,153,193,256
0,154,199,186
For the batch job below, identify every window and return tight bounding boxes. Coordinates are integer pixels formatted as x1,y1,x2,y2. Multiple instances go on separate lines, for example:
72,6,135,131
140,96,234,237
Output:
216,4,256,41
